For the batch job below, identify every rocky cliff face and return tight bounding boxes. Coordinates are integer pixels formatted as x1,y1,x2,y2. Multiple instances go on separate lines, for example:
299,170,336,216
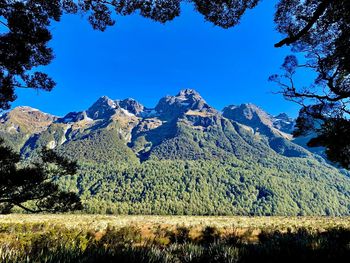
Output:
273,113,294,134
0,89,322,162
155,89,217,120
118,98,145,115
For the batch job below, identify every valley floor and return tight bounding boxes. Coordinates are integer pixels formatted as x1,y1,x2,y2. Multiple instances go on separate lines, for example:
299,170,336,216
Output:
1,214,350,231
1,214,350,262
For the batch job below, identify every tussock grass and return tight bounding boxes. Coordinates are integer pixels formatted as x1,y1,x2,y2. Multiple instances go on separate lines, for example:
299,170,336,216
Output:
1,214,349,230
0,215,349,262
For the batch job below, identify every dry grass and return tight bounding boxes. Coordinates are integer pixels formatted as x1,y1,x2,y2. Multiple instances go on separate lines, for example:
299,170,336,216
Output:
1,215,350,262
1,214,349,233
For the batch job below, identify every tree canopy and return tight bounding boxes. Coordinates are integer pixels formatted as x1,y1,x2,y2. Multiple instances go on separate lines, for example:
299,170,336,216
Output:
0,0,349,168
0,138,82,213
270,0,349,169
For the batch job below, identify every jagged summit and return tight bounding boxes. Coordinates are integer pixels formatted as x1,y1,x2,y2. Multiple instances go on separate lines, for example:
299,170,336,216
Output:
177,89,201,97
155,89,216,120
84,96,147,119
118,98,145,115
86,96,118,120
273,113,294,134
275,113,290,120
92,96,117,108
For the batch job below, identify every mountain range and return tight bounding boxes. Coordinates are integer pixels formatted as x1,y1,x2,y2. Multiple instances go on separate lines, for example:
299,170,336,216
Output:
1,89,349,215
0,89,306,160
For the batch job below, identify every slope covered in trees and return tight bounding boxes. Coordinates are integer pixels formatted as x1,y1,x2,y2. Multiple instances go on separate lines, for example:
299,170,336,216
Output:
1,89,349,215
65,157,350,216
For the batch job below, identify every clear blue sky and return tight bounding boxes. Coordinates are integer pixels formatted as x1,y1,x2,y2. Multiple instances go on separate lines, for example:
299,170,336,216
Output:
12,1,308,117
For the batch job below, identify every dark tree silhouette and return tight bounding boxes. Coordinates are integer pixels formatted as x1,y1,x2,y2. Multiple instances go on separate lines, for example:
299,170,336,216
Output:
0,0,79,110
0,138,82,213
1,0,348,168
270,0,350,169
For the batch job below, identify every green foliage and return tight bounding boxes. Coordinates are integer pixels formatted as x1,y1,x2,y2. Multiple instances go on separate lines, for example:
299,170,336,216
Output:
56,128,139,165
0,138,82,214
99,225,142,248
57,153,350,216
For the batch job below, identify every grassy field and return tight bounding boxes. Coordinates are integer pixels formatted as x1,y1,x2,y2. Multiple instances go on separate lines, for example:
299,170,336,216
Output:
0,215,350,262
1,214,350,233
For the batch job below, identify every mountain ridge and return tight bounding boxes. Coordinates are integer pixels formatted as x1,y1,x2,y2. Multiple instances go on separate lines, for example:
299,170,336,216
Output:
1,89,349,216
0,89,315,162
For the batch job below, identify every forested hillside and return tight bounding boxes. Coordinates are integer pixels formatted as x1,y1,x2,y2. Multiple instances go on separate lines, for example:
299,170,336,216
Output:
1,90,350,215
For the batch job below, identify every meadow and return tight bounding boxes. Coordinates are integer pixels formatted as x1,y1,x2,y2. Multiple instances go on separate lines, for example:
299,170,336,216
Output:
0,215,350,262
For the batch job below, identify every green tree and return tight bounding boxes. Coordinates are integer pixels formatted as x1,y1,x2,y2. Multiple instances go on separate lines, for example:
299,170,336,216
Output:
0,138,82,213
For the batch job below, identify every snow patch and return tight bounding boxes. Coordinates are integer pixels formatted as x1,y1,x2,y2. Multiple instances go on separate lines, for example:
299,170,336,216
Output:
47,140,56,149
7,125,19,133
111,101,117,108
121,108,135,117
59,124,72,145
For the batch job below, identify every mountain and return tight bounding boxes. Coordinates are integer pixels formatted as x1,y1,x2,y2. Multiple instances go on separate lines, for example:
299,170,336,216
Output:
1,89,350,216
222,104,309,158
0,106,56,151
155,89,217,120
118,98,145,115
273,113,294,134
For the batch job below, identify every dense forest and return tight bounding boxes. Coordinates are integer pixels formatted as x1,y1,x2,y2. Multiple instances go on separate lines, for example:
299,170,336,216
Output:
57,156,350,216
2,91,350,216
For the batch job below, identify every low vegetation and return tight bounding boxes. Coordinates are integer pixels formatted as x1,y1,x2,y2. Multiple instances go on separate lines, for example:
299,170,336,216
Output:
0,215,349,262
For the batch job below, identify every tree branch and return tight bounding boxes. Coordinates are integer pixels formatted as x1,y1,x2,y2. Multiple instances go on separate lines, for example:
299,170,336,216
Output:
0,20,9,29
275,0,331,47
12,202,39,213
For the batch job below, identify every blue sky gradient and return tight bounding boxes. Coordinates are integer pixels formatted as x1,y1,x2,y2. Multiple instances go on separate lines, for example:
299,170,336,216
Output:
11,1,308,117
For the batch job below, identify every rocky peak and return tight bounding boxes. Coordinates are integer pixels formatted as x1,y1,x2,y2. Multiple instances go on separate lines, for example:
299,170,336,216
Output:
155,89,216,120
275,113,291,121
2,106,55,122
0,106,55,134
222,104,295,134
118,98,144,115
177,89,201,98
86,96,117,120
273,113,294,134
222,103,274,127
96,96,117,108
